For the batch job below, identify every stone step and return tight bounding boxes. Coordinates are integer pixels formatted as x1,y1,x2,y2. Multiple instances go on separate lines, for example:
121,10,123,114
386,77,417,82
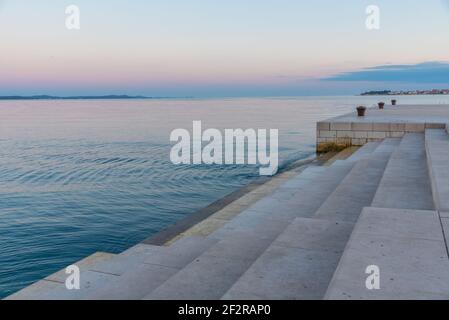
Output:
83,236,219,299
267,162,346,198
6,237,217,300
425,129,449,212
222,218,354,300
45,252,116,283
143,232,274,300
79,243,167,281
372,137,401,154
221,139,398,300
346,141,381,162
223,140,399,300
324,146,360,165
314,138,399,223
89,236,217,277
425,128,449,141
210,160,356,240
144,161,356,300
5,252,117,300
270,166,327,200
372,133,434,210
276,166,327,191
325,207,449,300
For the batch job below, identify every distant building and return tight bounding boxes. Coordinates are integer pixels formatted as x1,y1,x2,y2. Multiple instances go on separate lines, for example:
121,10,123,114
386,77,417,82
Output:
361,89,449,96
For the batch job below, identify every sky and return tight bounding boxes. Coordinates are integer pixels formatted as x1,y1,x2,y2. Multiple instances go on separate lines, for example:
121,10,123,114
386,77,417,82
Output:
1,0,449,97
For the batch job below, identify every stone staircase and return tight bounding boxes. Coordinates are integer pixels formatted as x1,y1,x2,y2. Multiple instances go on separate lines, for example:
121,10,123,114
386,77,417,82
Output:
7,130,449,300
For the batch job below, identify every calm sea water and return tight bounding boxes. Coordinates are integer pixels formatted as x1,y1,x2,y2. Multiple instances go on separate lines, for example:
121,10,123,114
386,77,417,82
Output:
1,96,449,298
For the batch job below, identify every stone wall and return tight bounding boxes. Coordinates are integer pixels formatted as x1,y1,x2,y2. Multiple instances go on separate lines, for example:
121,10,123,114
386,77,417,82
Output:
316,121,446,153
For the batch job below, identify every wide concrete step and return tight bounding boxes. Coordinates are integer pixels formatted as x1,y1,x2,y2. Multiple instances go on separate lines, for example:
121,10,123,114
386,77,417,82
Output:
372,137,401,154
425,129,449,212
84,236,218,299
220,140,398,300
144,161,356,300
87,236,217,276
210,161,356,240
222,218,354,300
271,166,327,200
346,141,381,162
144,233,274,300
314,138,399,223
7,237,216,300
425,128,449,141
219,140,399,299
325,207,449,300
6,252,117,300
372,133,434,210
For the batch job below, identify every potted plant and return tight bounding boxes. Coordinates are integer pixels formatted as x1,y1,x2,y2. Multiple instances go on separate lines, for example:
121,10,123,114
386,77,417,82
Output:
357,106,367,117
391,99,397,106
378,102,385,109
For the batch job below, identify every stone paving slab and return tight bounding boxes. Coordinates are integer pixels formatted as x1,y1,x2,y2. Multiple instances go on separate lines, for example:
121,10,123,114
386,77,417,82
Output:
426,135,449,212
210,213,292,241
314,141,394,223
90,236,216,276
210,161,355,239
372,137,401,153
7,270,119,300
5,280,64,300
145,255,256,300
7,252,117,300
324,146,360,165
426,128,449,141
345,142,380,162
144,235,273,300
372,133,434,210
354,207,442,241
86,263,179,300
276,167,327,191
90,245,165,276
325,207,449,300
143,236,218,269
222,218,354,300
119,243,166,257
175,217,229,237
273,218,354,253
222,245,342,300
26,237,216,299
40,237,217,299
45,252,116,283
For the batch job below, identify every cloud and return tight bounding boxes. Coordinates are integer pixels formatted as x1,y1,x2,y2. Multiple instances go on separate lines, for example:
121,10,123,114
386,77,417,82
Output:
323,62,449,83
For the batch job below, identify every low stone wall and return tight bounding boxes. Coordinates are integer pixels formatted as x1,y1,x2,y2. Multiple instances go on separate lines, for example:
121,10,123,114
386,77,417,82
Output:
316,121,446,153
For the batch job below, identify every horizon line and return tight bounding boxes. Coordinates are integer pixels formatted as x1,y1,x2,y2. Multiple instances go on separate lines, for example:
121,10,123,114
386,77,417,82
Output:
0,94,196,101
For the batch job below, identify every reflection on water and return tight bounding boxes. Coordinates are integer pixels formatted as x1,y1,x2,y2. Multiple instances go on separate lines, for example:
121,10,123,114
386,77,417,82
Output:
1,96,449,297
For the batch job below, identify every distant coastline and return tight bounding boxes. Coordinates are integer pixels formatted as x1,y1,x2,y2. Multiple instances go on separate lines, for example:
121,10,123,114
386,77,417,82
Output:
0,95,193,100
361,89,449,96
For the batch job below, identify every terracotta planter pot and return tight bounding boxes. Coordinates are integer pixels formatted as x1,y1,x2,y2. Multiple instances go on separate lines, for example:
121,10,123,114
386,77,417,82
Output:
378,102,385,109
391,99,397,106
357,106,367,117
